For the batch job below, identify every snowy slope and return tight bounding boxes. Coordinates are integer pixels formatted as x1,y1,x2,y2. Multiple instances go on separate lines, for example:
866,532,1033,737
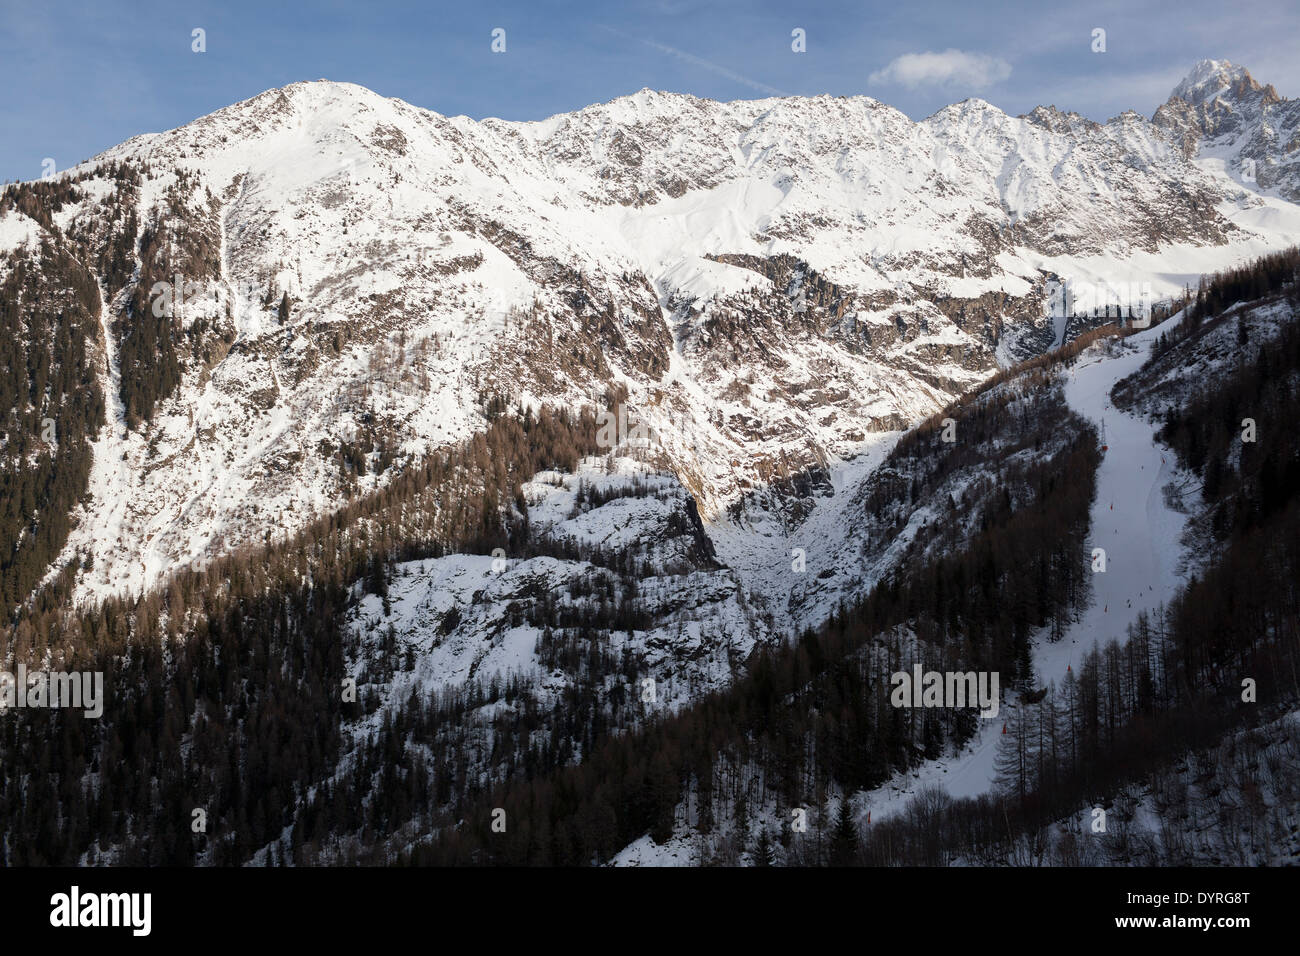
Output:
335,455,767,831
346,458,766,715
602,323,1199,862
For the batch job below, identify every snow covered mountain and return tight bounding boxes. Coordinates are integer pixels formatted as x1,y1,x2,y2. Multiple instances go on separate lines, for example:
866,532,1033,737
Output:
5,58,1300,868
1154,59,1300,200
2,59,1299,620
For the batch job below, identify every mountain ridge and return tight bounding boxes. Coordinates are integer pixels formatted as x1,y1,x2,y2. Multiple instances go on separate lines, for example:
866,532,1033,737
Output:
1,59,1298,614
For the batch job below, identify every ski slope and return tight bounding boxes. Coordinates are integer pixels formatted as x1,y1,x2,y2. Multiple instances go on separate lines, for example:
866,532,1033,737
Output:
1044,319,1192,677
860,318,1192,821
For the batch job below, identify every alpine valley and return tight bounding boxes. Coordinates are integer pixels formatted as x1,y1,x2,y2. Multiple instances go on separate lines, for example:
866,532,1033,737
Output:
1,58,1298,866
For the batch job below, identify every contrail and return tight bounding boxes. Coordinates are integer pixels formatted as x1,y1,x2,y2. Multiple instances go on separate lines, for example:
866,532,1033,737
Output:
600,25,789,97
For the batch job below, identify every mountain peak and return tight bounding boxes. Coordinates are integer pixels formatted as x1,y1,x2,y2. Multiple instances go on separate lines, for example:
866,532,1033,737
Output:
1152,59,1297,197
1168,59,1273,107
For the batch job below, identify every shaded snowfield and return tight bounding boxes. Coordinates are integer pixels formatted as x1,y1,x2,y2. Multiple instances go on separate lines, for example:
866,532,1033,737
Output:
58,280,137,601
609,833,701,867
706,431,902,635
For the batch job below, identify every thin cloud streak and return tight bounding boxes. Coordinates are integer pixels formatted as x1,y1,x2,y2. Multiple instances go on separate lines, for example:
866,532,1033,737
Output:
599,25,788,97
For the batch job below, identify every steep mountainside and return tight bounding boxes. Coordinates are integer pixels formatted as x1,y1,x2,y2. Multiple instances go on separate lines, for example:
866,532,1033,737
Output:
0,60,1297,629
1,183,1295,865
413,257,1300,867
1154,59,1300,200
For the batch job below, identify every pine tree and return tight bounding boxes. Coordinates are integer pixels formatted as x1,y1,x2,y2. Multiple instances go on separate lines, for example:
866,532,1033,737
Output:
993,706,1034,803
829,798,858,866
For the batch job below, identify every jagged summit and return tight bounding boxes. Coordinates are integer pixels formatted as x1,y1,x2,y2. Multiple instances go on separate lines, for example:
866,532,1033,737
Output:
1168,59,1278,108
1171,59,1248,103
1153,59,1298,197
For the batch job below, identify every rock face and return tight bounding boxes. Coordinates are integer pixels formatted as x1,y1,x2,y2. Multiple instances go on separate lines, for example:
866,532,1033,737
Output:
1153,59,1300,200
0,62,1296,607
346,458,767,735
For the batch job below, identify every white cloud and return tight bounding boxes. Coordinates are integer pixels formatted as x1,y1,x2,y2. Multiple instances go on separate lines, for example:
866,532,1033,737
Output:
869,49,1012,90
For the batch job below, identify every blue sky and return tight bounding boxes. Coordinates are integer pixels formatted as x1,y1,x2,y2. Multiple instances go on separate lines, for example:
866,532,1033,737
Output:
2,0,1297,183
